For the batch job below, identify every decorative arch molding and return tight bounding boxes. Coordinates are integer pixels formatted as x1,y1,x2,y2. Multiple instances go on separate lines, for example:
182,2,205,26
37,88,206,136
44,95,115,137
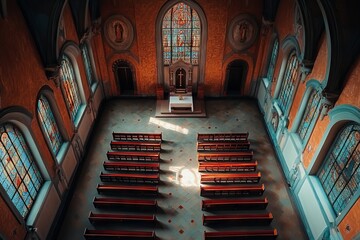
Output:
36,85,69,142
59,41,86,102
221,54,255,96
273,35,301,100
308,104,360,174
291,79,322,131
0,107,50,179
155,0,208,86
290,79,323,149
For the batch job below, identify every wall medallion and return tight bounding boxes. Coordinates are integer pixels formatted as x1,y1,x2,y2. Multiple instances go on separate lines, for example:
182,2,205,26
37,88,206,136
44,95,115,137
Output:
104,15,134,51
228,14,259,52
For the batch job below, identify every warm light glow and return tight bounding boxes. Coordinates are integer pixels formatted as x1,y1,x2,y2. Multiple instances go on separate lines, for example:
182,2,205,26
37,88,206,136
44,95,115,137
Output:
169,166,200,187
149,117,189,134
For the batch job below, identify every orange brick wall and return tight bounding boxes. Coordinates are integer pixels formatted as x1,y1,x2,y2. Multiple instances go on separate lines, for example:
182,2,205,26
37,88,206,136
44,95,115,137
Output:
99,0,263,97
339,198,360,240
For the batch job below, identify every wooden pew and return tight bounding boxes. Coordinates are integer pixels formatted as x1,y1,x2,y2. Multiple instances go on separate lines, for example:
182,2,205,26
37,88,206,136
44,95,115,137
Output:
103,161,160,172
93,197,157,210
89,212,156,224
110,141,161,152
100,172,160,184
200,172,261,184
107,151,160,162
198,161,257,172
197,142,250,152
203,213,273,225
198,151,253,162
84,229,156,239
204,229,278,240
112,132,162,142
198,132,248,142
97,184,158,196
202,198,268,210
200,184,264,197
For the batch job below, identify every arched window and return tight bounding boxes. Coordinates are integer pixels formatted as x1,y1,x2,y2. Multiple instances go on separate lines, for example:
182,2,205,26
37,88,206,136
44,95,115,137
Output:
162,2,201,65
297,89,321,141
277,50,300,113
0,123,44,218
317,123,360,215
267,38,279,82
59,55,82,122
37,95,63,155
81,43,96,91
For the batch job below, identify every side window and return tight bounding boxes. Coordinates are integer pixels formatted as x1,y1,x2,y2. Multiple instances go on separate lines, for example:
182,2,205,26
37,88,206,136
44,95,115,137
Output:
277,50,300,114
37,95,64,156
317,123,360,215
59,55,82,123
81,43,96,91
0,123,44,218
296,89,321,142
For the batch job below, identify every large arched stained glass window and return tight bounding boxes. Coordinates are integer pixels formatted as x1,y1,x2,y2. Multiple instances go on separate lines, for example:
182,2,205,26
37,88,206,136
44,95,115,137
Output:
59,55,81,122
277,51,300,113
0,124,44,218
81,43,96,90
37,95,63,155
162,2,201,65
267,38,279,82
317,123,360,215
296,89,321,141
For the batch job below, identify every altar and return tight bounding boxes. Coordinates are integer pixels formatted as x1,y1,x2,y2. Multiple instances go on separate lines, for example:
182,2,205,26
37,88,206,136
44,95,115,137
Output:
169,96,194,112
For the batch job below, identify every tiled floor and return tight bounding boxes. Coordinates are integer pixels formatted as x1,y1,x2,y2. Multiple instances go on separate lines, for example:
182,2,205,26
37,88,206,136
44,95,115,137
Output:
55,98,309,240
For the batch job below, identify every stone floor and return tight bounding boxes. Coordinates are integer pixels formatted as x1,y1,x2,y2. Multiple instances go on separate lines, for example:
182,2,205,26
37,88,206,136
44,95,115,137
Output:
55,98,309,240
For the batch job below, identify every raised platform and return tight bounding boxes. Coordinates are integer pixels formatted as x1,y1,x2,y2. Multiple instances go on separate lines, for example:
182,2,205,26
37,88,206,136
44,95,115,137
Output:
155,99,206,118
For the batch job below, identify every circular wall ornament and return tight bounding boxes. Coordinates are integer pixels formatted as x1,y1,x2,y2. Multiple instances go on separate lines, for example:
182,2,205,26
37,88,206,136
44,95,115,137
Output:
228,14,259,52
104,15,134,51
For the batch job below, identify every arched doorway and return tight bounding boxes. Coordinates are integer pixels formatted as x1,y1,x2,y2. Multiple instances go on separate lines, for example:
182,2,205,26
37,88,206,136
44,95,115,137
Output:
225,60,248,96
113,60,135,95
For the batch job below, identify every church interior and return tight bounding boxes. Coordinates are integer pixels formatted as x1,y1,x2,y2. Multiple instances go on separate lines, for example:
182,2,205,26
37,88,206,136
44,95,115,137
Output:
0,0,359,239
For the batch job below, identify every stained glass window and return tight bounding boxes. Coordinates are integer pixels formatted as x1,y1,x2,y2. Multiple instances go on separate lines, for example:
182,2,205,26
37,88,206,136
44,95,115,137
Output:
317,124,360,215
267,38,279,82
297,89,321,141
0,124,44,218
59,55,81,122
37,95,63,155
81,43,96,90
277,51,300,113
162,2,201,65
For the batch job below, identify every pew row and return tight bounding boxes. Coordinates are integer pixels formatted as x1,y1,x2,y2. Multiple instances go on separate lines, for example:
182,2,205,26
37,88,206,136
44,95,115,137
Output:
202,198,268,211
200,184,264,197
107,151,160,162
203,213,273,225
200,172,261,184
198,161,257,172
198,151,253,162
204,229,278,240
100,172,160,184
84,229,156,239
198,132,248,142
197,141,250,152
97,184,158,196
110,141,161,152
89,212,156,224
113,132,162,142
93,197,157,210
103,161,160,172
